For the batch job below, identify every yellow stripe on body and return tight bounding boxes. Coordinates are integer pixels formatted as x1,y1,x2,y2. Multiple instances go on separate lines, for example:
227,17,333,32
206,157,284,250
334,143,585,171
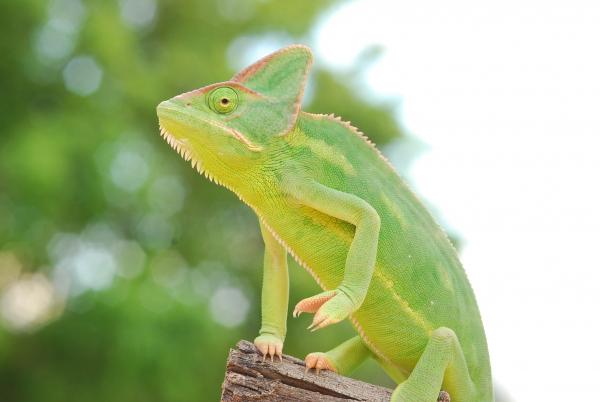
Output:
381,192,408,227
373,268,434,333
302,137,356,176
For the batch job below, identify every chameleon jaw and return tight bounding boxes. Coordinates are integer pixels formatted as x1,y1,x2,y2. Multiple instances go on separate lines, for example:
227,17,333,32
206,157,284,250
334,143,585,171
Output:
158,125,233,187
159,125,205,175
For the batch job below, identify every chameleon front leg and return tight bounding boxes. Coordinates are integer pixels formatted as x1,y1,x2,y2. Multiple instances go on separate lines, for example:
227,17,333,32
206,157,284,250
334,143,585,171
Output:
287,179,381,331
304,335,372,375
253,220,289,361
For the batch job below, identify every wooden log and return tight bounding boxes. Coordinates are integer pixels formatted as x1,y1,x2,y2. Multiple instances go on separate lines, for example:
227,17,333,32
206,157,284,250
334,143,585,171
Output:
221,340,393,401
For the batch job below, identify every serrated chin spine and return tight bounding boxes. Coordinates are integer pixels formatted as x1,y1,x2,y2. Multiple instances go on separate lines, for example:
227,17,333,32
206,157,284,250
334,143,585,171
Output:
158,126,244,193
159,125,206,176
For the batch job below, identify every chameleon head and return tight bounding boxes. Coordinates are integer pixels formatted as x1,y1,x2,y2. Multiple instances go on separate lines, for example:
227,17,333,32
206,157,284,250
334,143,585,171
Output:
156,45,312,185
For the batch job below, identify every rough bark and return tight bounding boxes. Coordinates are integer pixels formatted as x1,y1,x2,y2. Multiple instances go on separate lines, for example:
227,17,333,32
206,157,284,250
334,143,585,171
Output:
221,340,393,401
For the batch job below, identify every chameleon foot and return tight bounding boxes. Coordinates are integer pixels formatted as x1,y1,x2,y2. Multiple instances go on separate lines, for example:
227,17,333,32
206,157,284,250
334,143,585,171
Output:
293,289,355,331
304,352,337,374
254,334,283,362
437,390,451,402
293,290,336,317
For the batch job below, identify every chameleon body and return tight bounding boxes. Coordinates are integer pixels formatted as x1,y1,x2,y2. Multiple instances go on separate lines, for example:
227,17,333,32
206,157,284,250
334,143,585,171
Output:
157,45,493,402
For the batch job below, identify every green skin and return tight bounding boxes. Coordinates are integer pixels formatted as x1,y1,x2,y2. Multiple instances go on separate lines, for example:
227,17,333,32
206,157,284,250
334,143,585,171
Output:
157,45,493,402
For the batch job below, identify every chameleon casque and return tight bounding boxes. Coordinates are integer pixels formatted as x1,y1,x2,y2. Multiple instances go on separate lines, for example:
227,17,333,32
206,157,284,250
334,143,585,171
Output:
156,45,492,402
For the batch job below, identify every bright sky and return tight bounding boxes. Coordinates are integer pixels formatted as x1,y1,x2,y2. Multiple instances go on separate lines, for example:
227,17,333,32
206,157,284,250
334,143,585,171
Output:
315,1,600,400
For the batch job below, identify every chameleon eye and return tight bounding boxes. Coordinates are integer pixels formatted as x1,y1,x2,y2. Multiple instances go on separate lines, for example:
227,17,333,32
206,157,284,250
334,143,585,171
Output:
208,87,238,114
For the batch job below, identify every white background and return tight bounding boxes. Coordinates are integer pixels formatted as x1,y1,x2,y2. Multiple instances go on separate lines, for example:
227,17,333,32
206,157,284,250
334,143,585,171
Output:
315,1,600,400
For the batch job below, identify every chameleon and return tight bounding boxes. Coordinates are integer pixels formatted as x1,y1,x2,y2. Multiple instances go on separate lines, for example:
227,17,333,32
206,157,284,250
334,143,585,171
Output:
156,45,493,402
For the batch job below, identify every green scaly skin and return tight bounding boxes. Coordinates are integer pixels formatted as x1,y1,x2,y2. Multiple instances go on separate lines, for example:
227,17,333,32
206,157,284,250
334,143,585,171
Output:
157,45,493,402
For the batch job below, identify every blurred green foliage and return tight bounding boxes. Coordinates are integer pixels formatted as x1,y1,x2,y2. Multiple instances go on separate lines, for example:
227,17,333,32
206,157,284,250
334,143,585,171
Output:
0,0,404,401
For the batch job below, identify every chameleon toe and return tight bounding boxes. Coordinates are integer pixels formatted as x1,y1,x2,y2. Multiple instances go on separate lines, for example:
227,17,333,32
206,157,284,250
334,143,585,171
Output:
254,334,283,363
304,352,337,374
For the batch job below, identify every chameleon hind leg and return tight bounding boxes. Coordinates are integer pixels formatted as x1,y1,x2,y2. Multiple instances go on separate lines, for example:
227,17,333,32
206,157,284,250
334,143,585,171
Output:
391,327,477,402
304,335,371,375
306,338,452,402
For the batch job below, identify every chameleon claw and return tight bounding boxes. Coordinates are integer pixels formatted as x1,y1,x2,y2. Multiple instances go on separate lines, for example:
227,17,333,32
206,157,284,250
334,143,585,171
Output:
310,319,332,332
255,342,268,360
310,321,326,332
308,312,330,332
307,322,319,331
268,344,276,360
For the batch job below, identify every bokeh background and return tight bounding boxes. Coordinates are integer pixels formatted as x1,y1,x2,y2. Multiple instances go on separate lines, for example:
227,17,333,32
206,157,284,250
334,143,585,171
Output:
1,1,599,401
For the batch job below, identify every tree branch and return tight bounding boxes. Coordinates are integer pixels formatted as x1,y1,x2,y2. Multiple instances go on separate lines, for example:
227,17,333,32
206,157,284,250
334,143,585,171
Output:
221,340,393,401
